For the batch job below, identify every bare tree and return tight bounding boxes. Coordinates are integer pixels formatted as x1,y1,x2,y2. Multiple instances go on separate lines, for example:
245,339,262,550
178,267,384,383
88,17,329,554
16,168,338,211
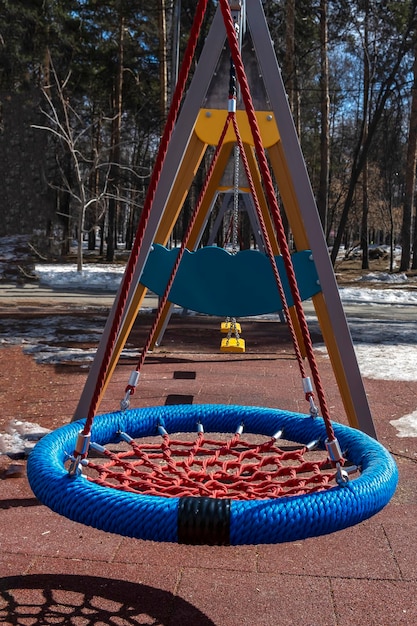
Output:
32,56,111,271
159,0,168,123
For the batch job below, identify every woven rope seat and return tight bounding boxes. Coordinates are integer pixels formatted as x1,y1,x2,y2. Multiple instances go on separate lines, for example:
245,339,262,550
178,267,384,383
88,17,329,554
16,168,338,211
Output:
27,404,398,545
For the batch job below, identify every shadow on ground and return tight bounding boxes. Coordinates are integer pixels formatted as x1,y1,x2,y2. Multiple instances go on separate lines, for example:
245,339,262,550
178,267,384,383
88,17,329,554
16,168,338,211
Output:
0,574,216,625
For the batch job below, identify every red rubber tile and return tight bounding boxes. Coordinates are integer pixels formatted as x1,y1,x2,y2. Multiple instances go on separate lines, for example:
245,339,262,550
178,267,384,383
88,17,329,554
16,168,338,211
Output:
171,569,336,626
0,482,122,562
257,515,401,580
1,327,416,626
0,553,35,577
115,539,258,572
332,579,417,626
380,504,417,580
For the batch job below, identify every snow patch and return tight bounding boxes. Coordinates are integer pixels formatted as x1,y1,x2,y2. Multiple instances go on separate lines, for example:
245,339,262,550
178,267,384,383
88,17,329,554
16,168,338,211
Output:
0,420,51,457
36,263,124,292
390,411,417,438
354,344,417,381
360,272,409,284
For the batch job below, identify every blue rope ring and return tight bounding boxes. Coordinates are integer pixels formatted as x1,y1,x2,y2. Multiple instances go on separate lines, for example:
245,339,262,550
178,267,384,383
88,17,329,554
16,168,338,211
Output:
27,404,398,545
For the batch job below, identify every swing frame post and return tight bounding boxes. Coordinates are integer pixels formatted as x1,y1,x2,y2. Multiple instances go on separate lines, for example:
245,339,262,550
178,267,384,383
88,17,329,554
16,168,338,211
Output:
72,0,376,438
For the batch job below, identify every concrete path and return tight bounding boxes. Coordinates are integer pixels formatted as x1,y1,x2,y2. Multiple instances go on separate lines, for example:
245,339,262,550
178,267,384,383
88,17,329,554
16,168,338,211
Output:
0,282,123,310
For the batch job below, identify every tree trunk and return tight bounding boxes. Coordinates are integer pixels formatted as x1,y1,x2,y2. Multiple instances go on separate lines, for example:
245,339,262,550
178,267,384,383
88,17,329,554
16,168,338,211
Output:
87,113,101,251
317,0,330,234
171,0,181,91
401,44,417,271
389,199,395,272
412,212,417,268
241,209,251,250
159,0,168,125
361,164,369,269
106,12,124,262
283,0,296,237
361,0,370,271
284,0,296,123
77,200,85,272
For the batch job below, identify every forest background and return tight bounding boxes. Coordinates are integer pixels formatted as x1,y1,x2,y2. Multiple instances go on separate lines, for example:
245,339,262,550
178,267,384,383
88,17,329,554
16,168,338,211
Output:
1,0,417,274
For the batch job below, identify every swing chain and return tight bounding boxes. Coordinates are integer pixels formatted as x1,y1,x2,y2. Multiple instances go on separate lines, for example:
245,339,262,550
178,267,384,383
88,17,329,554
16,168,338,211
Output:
220,7,244,355
229,12,240,256
225,317,241,345
232,145,239,254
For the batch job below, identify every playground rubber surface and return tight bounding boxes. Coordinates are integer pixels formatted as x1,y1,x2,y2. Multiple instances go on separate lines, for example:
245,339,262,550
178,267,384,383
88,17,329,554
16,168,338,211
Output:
1,299,417,625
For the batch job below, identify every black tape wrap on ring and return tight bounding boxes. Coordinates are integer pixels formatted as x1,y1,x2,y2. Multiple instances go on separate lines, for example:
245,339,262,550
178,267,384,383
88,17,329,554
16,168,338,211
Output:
178,497,231,545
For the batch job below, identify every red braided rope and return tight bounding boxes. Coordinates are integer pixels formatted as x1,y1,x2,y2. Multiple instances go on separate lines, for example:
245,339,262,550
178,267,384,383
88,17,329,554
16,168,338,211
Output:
82,0,209,434
219,0,335,440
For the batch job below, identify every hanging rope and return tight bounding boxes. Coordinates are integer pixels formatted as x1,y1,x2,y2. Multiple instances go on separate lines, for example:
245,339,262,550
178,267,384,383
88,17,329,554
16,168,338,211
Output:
231,144,240,254
219,0,336,443
229,20,240,260
222,13,243,352
80,0,209,438
222,113,242,351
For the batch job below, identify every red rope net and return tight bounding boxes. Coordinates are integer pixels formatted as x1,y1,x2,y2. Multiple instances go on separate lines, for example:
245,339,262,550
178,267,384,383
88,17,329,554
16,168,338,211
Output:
82,431,349,500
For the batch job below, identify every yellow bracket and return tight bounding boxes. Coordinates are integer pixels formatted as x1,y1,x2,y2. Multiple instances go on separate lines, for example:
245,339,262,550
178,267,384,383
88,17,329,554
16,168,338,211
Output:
195,109,279,147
